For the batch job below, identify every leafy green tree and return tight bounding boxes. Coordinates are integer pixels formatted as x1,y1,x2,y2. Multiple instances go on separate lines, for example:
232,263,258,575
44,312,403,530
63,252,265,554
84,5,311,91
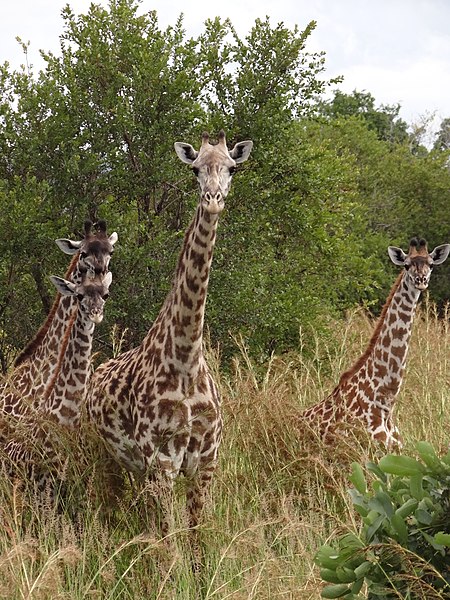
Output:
318,90,409,144
434,117,450,151
0,0,347,364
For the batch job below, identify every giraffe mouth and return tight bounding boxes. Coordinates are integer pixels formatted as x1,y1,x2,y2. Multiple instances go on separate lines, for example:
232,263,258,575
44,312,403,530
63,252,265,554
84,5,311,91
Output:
90,314,104,324
202,197,224,214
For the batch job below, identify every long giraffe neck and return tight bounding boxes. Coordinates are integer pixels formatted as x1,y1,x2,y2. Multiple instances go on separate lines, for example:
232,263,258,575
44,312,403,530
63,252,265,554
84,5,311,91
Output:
42,304,96,426
9,256,81,399
342,271,420,406
145,204,219,373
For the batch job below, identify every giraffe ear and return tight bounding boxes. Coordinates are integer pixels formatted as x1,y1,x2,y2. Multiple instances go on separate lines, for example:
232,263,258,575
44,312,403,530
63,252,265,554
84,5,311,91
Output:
229,140,253,164
388,246,407,266
55,238,83,255
430,244,450,265
174,142,198,164
102,271,113,289
109,232,118,246
49,276,77,296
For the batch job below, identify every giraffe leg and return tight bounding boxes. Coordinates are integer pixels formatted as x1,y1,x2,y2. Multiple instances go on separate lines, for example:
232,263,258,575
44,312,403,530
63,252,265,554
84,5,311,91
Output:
185,459,217,573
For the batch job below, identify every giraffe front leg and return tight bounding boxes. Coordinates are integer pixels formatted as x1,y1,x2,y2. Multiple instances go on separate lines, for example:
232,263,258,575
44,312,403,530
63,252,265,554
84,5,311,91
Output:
185,452,218,573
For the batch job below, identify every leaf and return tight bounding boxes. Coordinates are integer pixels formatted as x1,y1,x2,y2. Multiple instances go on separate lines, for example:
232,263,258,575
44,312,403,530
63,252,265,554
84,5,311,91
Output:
336,566,357,583
315,545,341,570
416,441,443,471
321,583,352,598
321,568,342,584
365,513,385,543
353,560,372,579
348,489,369,517
395,497,418,519
349,462,367,494
379,455,425,477
368,490,394,517
414,508,433,525
409,474,425,500
434,532,450,547
390,513,408,544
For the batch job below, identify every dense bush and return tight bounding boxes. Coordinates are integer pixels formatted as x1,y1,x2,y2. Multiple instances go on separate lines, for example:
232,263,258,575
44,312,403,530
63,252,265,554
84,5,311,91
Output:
316,442,450,599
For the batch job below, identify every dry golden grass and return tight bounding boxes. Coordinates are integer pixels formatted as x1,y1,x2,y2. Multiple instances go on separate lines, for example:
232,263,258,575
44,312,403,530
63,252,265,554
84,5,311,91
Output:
0,301,448,598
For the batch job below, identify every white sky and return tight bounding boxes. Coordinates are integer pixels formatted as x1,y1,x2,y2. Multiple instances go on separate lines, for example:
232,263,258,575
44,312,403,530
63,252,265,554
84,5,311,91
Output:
1,0,449,135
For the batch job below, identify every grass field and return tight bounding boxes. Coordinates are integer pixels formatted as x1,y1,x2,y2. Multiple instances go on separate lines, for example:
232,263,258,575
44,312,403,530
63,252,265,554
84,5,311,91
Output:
0,302,449,599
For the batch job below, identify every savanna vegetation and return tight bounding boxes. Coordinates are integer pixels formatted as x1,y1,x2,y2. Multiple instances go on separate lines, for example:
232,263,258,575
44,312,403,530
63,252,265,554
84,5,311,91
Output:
0,0,449,597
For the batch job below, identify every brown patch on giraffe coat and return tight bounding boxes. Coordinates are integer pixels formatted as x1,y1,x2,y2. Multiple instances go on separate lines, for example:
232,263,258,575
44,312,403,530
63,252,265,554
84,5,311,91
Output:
392,326,408,339
186,277,200,294
180,289,193,310
374,363,388,379
191,250,206,271
381,335,392,348
391,345,405,360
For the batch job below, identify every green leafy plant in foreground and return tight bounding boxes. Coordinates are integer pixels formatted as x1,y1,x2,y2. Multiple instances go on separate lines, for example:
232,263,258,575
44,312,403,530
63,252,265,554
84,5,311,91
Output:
315,441,450,599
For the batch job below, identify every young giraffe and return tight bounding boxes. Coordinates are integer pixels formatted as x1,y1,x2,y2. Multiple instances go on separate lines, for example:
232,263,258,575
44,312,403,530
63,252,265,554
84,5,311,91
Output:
1,220,117,411
301,238,450,448
4,272,113,477
86,131,253,537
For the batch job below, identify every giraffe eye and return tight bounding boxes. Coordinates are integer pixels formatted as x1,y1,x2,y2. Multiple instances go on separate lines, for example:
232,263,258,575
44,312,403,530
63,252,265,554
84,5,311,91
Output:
229,166,236,175
102,293,109,300
192,167,199,177
77,293,84,301
80,251,87,259
404,263,410,270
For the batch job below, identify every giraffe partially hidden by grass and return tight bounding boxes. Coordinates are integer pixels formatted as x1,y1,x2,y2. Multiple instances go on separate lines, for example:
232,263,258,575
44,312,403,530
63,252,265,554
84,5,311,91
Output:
0,220,116,484
301,238,450,448
4,272,113,482
86,131,253,553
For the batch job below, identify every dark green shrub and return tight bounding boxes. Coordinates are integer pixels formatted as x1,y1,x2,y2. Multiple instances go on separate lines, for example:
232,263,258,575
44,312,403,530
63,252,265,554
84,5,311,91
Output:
315,441,450,599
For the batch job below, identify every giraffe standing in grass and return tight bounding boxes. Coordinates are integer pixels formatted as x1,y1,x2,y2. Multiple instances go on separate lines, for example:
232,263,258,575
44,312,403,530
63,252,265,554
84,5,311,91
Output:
4,272,113,473
0,221,116,478
86,131,253,539
301,238,450,448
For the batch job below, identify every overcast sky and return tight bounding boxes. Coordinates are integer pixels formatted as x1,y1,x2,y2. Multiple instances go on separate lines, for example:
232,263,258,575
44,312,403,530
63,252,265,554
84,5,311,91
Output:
1,0,449,135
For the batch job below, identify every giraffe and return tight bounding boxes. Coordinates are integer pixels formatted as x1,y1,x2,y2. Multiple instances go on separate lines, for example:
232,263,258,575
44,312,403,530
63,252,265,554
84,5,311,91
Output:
3,272,113,481
1,220,117,409
301,237,450,448
86,131,253,541
42,271,113,426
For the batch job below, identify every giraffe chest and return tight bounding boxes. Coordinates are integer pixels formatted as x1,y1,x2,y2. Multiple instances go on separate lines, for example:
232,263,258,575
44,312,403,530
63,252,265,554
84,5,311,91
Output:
88,354,222,474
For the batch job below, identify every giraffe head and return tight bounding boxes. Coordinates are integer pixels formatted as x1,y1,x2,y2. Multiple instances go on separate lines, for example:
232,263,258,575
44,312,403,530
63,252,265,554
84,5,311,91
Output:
55,220,118,278
49,271,112,324
174,130,253,214
388,237,450,290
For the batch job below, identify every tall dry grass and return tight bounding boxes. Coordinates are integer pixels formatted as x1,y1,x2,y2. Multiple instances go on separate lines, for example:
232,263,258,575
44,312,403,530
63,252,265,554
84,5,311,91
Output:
0,301,448,599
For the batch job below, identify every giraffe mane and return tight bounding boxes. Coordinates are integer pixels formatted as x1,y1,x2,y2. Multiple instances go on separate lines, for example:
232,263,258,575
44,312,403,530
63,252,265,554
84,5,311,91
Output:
13,255,79,367
336,271,404,386
43,302,78,400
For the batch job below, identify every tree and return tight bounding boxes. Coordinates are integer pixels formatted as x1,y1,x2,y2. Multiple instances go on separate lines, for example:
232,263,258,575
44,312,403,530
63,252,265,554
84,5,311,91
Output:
0,0,345,364
318,90,409,144
434,117,450,151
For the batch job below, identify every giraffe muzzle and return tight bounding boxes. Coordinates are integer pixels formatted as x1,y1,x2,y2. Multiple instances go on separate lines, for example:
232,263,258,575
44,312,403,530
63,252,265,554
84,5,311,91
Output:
202,191,224,214
90,313,104,324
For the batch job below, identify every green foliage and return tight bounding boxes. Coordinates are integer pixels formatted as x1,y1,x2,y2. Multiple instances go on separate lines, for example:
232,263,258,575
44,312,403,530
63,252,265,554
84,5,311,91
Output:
316,442,450,599
317,90,409,144
0,0,450,367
